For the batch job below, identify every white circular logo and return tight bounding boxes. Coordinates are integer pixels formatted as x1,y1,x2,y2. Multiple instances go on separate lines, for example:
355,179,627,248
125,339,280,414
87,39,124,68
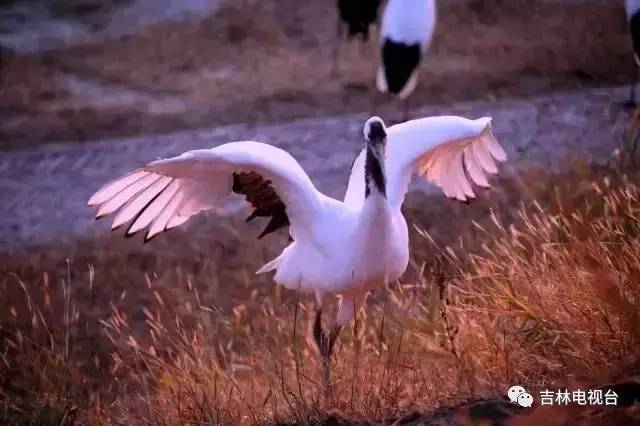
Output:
508,385,526,403
517,392,534,407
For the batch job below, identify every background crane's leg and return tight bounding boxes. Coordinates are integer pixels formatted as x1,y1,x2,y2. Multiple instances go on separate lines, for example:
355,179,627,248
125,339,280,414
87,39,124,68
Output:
627,59,638,109
402,97,411,123
332,20,344,76
358,32,370,58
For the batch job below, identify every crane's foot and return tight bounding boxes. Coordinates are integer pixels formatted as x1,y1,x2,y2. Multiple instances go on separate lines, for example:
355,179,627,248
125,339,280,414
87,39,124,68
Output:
313,309,342,396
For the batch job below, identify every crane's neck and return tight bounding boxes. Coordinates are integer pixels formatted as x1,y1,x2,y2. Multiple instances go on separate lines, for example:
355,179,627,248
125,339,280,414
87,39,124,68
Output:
364,144,386,199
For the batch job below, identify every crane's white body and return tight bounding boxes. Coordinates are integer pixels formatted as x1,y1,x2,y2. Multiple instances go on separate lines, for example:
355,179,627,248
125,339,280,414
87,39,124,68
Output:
380,0,436,49
377,0,436,99
89,115,505,325
268,190,409,298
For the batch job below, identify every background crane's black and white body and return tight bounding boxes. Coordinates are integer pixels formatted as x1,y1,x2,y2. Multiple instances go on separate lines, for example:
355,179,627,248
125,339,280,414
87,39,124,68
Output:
334,0,381,74
88,114,506,392
377,0,436,120
337,0,381,42
626,0,640,106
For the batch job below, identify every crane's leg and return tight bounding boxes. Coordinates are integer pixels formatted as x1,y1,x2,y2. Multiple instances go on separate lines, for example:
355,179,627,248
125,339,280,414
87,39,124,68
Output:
358,32,370,58
313,308,342,395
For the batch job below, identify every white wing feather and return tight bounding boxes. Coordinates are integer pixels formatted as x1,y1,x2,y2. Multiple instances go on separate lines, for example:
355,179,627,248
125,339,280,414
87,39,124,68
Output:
88,141,324,241
385,115,507,208
343,149,366,207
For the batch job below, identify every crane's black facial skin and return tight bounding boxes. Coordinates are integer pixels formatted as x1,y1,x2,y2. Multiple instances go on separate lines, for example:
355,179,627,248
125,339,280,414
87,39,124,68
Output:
366,120,387,142
364,120,387,198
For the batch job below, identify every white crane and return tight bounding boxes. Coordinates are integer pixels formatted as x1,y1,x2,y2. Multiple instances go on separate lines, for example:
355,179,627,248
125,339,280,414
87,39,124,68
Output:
626,0,640,106
377,0,437,120
88,114,506,389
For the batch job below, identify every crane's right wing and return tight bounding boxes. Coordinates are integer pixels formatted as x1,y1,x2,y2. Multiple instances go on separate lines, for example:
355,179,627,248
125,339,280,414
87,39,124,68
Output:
385,116,507,208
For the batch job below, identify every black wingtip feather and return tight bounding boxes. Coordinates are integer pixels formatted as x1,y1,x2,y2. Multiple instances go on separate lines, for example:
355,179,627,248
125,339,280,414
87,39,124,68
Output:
257,225,269,239
124,229,139,239
449,197,470,205
145,223,178,243
246,210,259,222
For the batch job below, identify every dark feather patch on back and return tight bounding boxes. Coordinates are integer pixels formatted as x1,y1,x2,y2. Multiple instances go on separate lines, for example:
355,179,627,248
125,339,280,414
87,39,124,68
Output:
337,0,381,41
381,38,421,94
232,171,291,239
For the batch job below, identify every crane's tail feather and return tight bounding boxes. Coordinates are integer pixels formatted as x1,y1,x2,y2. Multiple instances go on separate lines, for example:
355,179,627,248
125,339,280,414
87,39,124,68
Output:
376,67,388,93
256,254,283,275
398,71,418,100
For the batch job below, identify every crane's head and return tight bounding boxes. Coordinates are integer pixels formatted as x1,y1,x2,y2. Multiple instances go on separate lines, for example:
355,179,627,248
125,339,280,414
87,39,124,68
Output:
363,116,387,198
364,116,387,144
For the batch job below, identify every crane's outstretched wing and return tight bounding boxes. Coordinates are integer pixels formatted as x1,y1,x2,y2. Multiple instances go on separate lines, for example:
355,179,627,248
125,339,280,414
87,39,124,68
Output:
385,116,507,208
88,141,325,241
343,148,366,207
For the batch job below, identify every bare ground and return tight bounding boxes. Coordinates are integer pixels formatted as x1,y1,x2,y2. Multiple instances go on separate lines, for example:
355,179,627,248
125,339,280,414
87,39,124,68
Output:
0,0,633,151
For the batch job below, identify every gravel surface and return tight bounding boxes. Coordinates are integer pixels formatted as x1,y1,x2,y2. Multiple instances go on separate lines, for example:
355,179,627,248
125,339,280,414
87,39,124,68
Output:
0,86,628,251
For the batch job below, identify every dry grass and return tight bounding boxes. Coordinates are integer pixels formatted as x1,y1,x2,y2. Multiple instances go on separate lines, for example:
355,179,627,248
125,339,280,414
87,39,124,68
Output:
3,160,640,424
3,120,640,423
102,175,640,424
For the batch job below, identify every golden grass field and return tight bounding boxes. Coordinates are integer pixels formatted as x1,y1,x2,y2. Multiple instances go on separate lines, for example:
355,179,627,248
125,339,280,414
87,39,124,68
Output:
2,128,640,424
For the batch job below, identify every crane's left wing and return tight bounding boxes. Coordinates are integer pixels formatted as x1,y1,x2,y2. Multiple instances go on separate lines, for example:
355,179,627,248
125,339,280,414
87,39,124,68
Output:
88,141,325,242
385,115,507,208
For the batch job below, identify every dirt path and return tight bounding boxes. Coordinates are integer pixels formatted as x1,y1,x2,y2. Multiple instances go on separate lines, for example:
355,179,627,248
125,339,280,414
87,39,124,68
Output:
0,86,628,252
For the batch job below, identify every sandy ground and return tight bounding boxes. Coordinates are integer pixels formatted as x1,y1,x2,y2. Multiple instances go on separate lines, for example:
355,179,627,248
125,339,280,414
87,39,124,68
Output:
0,0,634,151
